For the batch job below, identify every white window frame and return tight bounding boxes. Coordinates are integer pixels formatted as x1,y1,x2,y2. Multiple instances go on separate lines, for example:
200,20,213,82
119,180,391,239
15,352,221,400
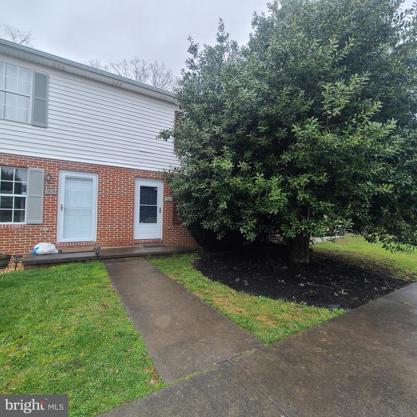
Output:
0,61,33,124
0,166,28,224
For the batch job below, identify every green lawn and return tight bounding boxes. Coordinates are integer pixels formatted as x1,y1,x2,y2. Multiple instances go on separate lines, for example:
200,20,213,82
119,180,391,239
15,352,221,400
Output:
314,235,417,280
150,236,417,345
2,236,412,415
0,262,163,417
149,254,343,344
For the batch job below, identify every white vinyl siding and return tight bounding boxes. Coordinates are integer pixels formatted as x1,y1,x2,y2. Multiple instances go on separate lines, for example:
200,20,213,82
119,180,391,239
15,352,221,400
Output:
0,55,179,172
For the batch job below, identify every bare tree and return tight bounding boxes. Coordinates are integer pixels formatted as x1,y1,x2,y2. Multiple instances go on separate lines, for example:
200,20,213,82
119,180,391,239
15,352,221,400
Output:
0,25,33,46
110,58,149,83
89,56,176,91
87,59,109,72
149,61,174,90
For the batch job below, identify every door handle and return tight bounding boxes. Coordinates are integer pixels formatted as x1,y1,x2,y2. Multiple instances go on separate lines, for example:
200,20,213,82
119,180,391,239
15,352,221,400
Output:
159,207,161,213
60,204,64,211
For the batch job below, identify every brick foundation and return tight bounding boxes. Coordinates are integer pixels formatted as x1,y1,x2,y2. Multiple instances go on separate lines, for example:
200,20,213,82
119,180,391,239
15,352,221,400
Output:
0,153,196,255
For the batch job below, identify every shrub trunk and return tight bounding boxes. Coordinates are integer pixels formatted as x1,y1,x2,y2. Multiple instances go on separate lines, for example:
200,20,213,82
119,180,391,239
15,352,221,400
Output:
288,233,310,264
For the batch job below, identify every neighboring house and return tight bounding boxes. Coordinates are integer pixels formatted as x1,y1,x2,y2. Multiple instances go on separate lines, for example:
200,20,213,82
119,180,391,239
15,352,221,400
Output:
0,38,195,255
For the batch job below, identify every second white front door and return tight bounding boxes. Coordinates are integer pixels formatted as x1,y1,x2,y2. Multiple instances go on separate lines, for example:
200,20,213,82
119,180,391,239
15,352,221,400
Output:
134,179,163,240
58,171,98,242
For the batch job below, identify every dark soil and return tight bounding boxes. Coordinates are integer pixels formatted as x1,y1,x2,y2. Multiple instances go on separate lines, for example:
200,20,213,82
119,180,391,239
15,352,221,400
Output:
195,245,410,309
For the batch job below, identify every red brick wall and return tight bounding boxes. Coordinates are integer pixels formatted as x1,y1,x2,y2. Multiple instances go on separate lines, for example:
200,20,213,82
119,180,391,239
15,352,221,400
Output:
0,153,196,255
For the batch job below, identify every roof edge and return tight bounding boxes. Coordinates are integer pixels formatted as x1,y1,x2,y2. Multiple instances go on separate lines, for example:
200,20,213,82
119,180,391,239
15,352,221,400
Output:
0,38,177,105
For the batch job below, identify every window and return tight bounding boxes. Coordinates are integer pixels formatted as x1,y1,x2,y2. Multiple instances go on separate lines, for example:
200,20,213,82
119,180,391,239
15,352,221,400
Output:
0,62,33,123
139,186,158,223
0,167,27,223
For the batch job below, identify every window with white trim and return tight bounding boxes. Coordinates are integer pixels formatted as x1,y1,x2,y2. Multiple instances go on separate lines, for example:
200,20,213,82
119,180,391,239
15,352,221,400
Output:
0,167,27,223
0,62,33,123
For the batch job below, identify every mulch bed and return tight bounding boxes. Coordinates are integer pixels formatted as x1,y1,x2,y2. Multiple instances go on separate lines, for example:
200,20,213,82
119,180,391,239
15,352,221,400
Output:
195,245,410,309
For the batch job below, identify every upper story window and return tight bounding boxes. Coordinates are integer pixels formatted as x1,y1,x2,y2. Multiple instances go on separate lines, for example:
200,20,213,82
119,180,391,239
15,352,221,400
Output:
0,166,27,223
0,61,49,127
0,62,33,123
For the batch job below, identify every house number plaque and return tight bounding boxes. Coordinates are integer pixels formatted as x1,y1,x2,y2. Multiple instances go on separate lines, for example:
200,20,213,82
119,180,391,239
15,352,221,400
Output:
45,187,58,196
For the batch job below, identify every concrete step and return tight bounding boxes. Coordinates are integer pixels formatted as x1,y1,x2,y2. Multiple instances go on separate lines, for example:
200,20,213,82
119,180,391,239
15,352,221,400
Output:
23,246,194,267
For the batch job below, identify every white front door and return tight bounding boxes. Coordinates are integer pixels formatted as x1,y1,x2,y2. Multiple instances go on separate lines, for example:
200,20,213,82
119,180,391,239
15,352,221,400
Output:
58,171,98,242
134,179,163,240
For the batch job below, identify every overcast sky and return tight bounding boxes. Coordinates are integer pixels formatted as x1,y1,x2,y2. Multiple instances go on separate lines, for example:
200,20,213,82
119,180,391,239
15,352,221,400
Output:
1,0,415,76
1,0,268,75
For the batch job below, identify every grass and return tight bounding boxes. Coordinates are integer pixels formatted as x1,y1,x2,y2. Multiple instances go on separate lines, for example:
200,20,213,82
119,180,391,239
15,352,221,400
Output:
149,254,343,344
150,236,417,345
314,235,417,280
2,236,410,414
0,262,163,417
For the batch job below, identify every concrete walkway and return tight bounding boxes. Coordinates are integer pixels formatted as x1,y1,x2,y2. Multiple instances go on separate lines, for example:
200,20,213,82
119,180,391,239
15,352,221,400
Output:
104,258,260,382
101,279,417,417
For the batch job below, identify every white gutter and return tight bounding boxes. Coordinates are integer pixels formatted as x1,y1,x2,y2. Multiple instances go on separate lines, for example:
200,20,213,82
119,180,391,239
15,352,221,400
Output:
0,38,177,105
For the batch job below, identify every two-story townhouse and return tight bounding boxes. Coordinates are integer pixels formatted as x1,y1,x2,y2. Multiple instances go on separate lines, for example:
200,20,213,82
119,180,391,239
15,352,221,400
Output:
0,38,195,255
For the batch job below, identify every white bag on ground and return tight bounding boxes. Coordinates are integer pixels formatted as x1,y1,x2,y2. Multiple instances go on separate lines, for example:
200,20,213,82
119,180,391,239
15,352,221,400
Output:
32,242,58,255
